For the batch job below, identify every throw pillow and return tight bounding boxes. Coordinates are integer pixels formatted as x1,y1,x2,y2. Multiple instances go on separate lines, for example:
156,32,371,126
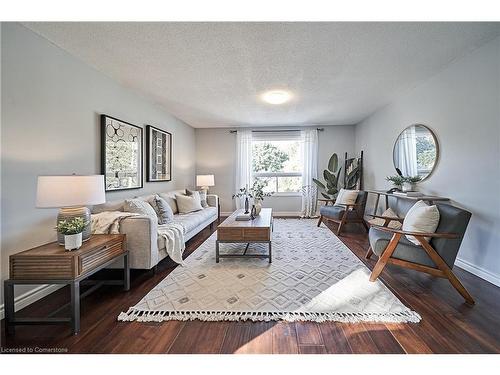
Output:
402,200,440,245
149,195,174,225
175,193,203,214
124,198,158,220
186,189,209,208
158,193,179,214
334,188,359,206
368,208,402,229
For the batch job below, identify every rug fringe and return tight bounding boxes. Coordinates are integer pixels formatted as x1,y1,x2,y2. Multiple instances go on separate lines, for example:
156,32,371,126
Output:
117,308,421,323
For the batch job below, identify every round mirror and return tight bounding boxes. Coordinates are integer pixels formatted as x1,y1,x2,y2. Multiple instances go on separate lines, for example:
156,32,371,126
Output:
393,124,438,180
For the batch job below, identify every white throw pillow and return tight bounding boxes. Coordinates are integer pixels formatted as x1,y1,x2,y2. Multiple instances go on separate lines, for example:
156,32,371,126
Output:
402,200,440,245
368,208,402,229
186,189,209,208
334,189,359,206
175,193,203,214
124,198,158,219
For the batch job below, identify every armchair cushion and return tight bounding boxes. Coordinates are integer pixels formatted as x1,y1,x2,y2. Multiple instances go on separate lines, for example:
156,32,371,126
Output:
320,205,359,220
369,227,435,267
334,189,359,206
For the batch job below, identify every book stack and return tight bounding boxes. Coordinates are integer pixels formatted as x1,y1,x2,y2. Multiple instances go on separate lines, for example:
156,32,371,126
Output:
393,191,424,197
235,213,252,221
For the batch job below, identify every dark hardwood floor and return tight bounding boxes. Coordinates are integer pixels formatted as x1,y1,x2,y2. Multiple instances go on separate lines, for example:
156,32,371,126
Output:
1,218,499,354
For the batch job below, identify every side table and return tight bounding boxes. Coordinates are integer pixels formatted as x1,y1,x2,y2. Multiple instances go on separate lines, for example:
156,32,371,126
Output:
4,234,128,335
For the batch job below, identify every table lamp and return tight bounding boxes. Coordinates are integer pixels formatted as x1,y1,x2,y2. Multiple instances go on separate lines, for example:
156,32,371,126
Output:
196,174,215,193
36,175,106,245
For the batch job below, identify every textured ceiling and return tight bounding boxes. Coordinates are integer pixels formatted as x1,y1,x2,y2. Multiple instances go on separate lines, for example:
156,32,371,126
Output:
24,22,500,128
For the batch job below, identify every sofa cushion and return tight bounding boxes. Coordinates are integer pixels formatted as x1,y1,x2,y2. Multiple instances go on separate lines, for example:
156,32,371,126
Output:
91,200,124,213
172,207,217,233
158,190,186,214
319,205,358,220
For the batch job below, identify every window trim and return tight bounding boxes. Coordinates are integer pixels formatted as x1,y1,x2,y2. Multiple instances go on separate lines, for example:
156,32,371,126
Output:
254,172,303,194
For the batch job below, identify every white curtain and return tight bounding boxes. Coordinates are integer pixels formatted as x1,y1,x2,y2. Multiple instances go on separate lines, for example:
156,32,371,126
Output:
397,126,418,176
235,129,253,209
300,129,319,218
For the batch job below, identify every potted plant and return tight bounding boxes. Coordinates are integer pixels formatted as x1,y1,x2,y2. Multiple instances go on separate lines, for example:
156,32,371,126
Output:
56,217,87,251
233,180,273,215
403,175,422,192
386,175,406,191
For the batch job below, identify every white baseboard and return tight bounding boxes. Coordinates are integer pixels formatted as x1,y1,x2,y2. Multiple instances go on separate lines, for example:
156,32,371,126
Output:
0,284,63,320
221,211,302,217
455,258,500,287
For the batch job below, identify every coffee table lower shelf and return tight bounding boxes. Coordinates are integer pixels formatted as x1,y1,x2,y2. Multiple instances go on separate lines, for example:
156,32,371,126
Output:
215,240,272,263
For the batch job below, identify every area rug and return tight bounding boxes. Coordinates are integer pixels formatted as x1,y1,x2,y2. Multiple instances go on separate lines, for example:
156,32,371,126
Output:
118,219,421,323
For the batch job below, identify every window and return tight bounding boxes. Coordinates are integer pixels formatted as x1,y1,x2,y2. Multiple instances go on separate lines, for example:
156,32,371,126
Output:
252,133,302,194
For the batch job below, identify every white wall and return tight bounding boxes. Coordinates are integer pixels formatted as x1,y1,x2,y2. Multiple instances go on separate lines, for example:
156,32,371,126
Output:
355,36,500,286
195,125,356,214
0,23,196,307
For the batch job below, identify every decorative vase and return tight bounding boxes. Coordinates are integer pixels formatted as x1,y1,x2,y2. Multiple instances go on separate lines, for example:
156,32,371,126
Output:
254,199,262,216
64,233,82,251
244,196,249,214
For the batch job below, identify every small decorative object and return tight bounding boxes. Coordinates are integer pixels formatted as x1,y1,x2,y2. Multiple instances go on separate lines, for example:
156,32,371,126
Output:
56,217,87,251
386,175,406,192
36,175,106,244
233,180,272,216
250,205,257,220
146,125,172,182
312,153,342,200
403,176,422,192
101,115,143,191
196,174,215,193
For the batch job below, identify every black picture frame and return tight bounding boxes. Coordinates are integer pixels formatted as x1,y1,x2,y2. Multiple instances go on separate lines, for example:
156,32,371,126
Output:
146,125,172,182
101,114,143,192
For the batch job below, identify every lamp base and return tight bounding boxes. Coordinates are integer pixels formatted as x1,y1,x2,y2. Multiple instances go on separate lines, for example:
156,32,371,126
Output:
57,207,91,245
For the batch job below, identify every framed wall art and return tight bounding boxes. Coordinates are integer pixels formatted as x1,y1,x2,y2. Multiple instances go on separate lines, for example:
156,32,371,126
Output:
101,114,143,192
146,125,172,182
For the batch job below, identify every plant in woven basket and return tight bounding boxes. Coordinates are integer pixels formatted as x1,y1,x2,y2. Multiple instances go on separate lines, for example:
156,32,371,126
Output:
313,153,342,200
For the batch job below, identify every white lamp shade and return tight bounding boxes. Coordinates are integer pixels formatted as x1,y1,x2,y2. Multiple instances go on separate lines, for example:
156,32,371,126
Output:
196,174,215,187
36,175,106,208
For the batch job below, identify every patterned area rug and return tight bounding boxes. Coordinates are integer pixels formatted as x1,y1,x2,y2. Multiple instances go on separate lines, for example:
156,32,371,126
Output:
119,219,420,323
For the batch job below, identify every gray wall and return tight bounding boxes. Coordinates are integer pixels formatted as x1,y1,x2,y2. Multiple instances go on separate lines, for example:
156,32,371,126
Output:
355,36,500,286
195,125,356,214
1,23,196,305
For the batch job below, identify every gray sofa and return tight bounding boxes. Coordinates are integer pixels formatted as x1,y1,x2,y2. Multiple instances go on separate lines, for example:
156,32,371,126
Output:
92,189,219,270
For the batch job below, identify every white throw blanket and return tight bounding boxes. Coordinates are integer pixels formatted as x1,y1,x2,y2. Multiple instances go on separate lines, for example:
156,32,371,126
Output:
91,211,139,234
158,222,186,265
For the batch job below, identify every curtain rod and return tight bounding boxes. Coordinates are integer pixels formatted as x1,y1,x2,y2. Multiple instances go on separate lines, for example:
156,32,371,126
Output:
229,128,324,134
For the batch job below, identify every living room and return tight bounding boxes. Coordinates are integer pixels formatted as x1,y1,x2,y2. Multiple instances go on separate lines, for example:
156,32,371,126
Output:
1,0,499,371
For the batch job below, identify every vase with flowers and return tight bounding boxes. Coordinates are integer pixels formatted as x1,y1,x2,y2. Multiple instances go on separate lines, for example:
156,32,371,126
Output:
233,180,273,216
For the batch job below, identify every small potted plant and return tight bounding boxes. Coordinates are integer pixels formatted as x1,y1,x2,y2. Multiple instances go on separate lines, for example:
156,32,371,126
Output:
386,175,406,191
56,217,87,251
403,175,422,192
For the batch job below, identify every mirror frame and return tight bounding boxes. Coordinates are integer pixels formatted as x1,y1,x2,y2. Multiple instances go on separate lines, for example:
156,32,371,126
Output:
392,124,439,181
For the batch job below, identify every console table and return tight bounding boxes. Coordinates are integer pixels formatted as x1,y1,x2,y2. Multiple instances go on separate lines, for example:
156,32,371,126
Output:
366,190,450,216
4,234,128,336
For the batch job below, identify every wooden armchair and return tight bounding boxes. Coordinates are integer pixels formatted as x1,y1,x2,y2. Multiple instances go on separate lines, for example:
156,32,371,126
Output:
317,191,369,235
365,203,474,305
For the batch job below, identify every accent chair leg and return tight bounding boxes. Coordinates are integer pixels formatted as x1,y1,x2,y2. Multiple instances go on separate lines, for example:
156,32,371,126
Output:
336,211,348,236
365,247,374,260
369,233,401,282
317,215,323,227
417,236,475,305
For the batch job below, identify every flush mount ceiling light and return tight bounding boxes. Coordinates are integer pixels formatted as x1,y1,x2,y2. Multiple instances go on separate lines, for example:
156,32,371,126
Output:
260,90,292,105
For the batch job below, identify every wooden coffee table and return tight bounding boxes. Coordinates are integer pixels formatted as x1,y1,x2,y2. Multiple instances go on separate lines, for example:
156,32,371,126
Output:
216,208,273,263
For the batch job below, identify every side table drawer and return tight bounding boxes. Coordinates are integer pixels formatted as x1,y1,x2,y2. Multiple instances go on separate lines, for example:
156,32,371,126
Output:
10,256,74,280
80,241,124,276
